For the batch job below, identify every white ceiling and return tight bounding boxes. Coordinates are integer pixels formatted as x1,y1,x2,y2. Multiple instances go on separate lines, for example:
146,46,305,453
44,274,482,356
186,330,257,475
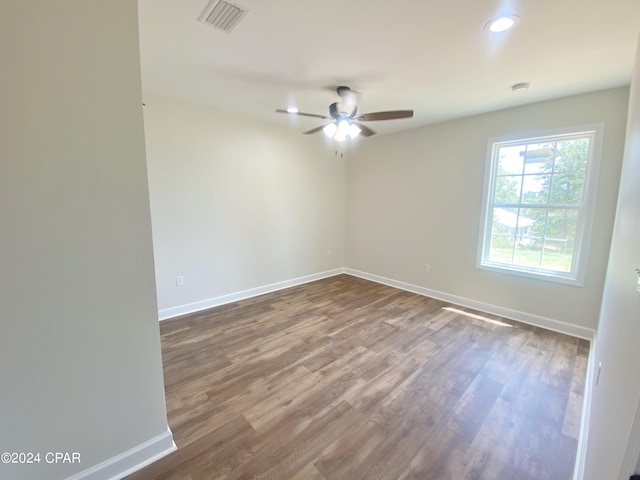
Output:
138,0,640,137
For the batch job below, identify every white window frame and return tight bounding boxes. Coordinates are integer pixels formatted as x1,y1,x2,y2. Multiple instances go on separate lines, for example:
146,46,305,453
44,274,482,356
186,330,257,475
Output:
477,125,603,286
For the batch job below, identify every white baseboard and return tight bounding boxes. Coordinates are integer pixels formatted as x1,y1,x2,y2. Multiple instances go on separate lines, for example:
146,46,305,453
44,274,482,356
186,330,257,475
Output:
158,268,345,321
344,268,595,340
66,426,176,480
159,266,595,340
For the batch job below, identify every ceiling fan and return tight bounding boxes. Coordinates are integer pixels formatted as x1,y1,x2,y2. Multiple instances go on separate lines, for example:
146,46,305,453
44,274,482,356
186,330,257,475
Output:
276,86,413,141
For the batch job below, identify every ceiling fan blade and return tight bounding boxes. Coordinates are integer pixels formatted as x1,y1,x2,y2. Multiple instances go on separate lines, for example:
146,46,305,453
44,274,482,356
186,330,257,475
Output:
353,121,376,137
303,124,329,135
355,110,414,121
276,109,329,120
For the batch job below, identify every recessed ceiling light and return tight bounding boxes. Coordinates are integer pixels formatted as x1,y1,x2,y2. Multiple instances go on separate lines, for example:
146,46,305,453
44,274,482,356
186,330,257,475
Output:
512,82,530,93
485,15,520,33
286,107,298,113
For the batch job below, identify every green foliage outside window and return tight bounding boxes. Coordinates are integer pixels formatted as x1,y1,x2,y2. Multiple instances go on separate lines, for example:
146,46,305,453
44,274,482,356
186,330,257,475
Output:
485,133,593,276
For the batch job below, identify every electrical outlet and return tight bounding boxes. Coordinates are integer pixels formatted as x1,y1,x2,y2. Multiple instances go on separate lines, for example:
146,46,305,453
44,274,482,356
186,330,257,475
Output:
424,263,431,273
327,250,332,258
176,275,184,287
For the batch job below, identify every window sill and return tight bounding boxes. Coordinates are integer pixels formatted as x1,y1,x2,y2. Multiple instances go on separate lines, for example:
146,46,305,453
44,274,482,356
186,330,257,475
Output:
477,262,584,287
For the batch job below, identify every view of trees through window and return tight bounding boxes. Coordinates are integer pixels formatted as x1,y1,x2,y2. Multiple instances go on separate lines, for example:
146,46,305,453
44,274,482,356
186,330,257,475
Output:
485,133,592,275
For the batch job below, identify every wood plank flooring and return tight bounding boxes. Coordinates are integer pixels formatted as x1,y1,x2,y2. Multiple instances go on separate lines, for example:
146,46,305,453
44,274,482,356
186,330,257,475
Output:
125,274,589,480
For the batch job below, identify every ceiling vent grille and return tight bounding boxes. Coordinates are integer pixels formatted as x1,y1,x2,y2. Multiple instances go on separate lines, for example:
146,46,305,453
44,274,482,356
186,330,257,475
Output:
200,0,248,33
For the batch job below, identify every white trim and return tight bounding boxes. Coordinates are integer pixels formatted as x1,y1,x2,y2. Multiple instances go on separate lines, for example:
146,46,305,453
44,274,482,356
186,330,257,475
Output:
66,426,176,480
573,334,597,480
344,268,595,340
476,124,604,287
475,262,585,287
158,268,345,320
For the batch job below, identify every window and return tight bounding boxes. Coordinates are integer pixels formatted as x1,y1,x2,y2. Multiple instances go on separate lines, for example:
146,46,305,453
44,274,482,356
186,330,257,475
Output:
478,126,602,285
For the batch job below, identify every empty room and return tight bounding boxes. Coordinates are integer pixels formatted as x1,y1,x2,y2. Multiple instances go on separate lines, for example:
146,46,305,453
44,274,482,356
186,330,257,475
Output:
3,1,640,480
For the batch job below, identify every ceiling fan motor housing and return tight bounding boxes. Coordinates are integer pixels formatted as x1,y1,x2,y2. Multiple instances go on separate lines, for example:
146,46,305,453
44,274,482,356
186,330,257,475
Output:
336,86,351,97
329,102,338,119
329,101,357,119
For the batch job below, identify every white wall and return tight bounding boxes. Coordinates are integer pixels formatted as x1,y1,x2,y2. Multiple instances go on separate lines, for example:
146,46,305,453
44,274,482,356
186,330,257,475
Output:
0,2,171,479
582,33,640,480
143,94,347,317
346,88,628,334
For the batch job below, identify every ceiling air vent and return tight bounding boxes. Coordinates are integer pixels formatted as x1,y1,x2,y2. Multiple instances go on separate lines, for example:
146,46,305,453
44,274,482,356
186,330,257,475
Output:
200,0,248,33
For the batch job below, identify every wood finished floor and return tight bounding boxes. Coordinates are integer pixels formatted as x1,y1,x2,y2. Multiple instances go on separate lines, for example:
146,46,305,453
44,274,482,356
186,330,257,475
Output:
126,274,589,480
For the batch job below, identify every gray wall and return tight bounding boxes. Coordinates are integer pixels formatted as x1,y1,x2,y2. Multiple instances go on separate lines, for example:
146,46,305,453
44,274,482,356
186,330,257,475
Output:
143,93,347,317
0,1,170,479
346,88,628,334
582,33,640,480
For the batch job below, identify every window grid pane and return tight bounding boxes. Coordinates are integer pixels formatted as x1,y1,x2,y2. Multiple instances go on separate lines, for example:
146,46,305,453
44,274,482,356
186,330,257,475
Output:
483,132,593,279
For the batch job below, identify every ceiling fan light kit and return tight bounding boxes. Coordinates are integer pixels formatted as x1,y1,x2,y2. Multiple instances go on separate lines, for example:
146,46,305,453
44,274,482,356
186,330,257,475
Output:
276,86,413,141
323,120,361,141
347,122,361,139
322,123,337,138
